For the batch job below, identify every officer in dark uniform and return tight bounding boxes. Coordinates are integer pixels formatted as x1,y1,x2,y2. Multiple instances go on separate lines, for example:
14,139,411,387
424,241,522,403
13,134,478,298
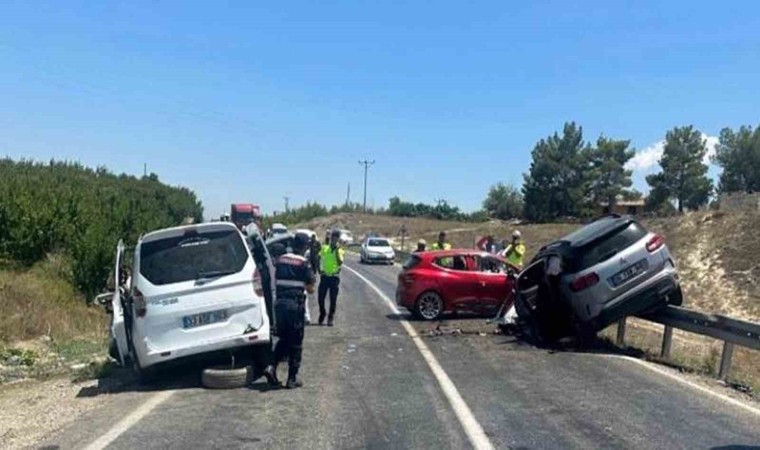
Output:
271,233,315,388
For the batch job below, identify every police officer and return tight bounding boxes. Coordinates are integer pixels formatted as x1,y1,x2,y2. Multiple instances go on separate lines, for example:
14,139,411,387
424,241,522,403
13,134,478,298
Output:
318,229,345,326
270,233,315,389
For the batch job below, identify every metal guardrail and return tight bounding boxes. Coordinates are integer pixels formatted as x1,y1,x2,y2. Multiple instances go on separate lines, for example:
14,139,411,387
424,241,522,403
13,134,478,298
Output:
615,306,760,381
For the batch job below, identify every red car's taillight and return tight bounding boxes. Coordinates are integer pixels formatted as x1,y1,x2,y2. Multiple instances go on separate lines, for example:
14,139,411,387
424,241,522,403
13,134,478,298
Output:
646,234,665,252
133,287,147,318
570,272,600,292
253,268,264,297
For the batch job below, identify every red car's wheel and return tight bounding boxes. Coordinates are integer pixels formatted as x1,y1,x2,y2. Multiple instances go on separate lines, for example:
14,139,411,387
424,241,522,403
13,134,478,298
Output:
414,291,444,321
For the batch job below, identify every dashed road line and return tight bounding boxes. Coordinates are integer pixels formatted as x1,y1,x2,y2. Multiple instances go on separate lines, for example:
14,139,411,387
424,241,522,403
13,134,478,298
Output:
344,264,495,450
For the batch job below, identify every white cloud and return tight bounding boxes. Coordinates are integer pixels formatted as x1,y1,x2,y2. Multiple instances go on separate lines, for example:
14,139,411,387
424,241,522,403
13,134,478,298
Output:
625,133,719,172
626,141,664,171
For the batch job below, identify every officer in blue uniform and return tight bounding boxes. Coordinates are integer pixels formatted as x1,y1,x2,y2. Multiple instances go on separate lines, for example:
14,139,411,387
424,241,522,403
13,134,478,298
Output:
270,233,315,388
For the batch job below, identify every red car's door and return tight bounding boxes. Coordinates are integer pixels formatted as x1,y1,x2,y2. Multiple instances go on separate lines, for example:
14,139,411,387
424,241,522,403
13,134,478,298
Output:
476,255,512,313
433,254,480,309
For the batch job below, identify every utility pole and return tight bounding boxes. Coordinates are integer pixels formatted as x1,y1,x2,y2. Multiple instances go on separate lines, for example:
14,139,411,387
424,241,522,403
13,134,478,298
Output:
358,160,376,212
346,182,351,206
143,163,147,177
284,196,290,212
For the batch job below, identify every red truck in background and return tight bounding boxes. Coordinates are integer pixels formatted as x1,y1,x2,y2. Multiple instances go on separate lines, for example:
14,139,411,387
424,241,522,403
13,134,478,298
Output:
231,203,261,231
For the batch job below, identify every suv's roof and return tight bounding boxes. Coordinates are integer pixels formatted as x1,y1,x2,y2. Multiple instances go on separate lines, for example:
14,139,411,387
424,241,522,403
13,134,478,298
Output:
556,215,636,248
140,222,239,244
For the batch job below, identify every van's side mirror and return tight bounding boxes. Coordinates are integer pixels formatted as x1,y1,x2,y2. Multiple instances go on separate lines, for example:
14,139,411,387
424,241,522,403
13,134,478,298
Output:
94,292,113,307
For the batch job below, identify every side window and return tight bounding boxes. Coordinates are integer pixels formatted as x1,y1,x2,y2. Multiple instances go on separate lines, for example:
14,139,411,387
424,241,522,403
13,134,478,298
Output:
479,257,505,274
435,255,468,271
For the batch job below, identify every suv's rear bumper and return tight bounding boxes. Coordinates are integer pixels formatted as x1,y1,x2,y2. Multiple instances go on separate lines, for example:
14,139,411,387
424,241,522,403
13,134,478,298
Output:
137,324,271,368
592,270,679,329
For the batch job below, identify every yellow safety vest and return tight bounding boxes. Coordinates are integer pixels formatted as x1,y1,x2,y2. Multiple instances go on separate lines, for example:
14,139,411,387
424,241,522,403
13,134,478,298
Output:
431,242,452,251
504,243,526,268
320,246,345,276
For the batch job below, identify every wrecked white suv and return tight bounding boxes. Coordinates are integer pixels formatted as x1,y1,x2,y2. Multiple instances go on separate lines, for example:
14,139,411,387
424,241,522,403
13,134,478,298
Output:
106,222,271,381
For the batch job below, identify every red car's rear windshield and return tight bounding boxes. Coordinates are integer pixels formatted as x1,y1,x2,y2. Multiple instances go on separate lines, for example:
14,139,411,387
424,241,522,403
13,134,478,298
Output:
403,255,421,270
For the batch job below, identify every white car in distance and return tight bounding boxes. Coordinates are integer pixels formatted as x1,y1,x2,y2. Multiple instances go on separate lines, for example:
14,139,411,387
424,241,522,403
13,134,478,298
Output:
108,222,271,381
360,237,395,264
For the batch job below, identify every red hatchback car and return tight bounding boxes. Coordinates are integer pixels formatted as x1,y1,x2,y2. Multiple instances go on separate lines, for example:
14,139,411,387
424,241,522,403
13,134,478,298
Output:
396,250,518,320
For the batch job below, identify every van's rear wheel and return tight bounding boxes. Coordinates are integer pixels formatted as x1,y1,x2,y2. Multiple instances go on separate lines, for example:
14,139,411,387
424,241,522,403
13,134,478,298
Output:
414,291,444,321
202,365,253,389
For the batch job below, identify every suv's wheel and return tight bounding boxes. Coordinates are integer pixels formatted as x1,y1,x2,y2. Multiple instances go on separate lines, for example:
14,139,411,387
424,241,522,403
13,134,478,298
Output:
414,291,444,321
202,365,253,389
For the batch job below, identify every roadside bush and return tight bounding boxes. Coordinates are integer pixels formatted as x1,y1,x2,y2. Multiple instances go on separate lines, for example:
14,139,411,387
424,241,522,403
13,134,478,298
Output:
0,159,203,298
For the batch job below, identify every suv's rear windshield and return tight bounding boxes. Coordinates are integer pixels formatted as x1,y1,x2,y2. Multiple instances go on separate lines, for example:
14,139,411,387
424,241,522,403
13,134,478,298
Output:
576,222,648,271
368,239,390,247
140,228,248,285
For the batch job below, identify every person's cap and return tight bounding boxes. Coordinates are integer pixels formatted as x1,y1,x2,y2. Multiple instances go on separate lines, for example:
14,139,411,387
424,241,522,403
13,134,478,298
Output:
418,239,427,245
294,232,310,248
512,230,522,239
270,242,286,257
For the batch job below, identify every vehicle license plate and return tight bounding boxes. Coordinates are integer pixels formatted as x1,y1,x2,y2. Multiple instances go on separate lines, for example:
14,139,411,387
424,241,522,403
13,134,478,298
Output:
183,310,228,329
610,260,648,287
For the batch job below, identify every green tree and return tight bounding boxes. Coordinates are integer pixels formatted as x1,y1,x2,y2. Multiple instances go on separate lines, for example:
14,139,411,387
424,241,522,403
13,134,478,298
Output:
587,137,635,208
646,126,713,213
522,122,591,221
482,183,523,220
713,124,760,193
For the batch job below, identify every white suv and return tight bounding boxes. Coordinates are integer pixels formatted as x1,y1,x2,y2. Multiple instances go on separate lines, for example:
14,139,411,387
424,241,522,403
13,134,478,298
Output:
109,222,271,381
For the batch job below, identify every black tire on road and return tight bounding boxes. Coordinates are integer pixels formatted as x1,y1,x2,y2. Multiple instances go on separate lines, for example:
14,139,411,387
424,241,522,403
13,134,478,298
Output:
202,365,253,389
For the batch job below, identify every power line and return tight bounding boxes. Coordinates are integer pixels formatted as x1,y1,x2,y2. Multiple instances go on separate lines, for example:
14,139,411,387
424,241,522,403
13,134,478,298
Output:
358,160,376,212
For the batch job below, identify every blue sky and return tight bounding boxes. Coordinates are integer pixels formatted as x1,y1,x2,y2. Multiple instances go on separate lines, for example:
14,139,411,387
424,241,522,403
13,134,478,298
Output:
2,1,759,217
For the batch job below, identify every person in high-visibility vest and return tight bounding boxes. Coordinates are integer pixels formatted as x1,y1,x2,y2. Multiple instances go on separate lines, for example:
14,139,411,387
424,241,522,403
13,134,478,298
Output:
318,229,345,326
430,231,452,251
500,230,526,269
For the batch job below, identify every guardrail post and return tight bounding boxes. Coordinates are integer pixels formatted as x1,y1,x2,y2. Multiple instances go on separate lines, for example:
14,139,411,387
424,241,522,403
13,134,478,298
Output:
616,318,627,347
718,341,735,381
660,326,673,359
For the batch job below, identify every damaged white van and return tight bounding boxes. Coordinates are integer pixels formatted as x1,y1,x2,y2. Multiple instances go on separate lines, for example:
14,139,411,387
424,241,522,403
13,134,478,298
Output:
107,222,271,382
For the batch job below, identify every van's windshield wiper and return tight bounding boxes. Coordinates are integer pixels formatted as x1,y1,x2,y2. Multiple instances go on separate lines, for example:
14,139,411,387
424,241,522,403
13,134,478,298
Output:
196,269,236,280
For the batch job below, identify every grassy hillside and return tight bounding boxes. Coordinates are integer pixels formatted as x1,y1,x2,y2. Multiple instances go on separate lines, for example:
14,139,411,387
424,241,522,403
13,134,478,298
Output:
299,210,760,322
0,159,203,298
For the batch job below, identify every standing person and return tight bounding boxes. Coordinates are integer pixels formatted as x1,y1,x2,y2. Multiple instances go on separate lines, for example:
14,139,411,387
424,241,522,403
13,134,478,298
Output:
415,239,427,253
500,230,526,269
318,229,345,326
476,235,497,253
431,231,452,250
270,233,315,389
303,233,322,325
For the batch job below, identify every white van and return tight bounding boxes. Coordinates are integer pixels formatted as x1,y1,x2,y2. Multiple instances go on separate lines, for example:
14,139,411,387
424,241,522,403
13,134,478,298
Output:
108,222,271,381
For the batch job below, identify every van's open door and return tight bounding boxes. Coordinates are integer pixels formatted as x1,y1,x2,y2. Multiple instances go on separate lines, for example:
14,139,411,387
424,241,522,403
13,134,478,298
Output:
111,240,130,365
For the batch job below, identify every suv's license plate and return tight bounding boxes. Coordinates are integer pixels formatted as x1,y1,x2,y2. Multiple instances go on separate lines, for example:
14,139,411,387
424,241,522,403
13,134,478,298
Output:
183,310,228,329
610,260,648,287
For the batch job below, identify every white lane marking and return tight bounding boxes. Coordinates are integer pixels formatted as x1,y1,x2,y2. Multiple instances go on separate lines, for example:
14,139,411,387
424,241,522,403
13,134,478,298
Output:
84,390,176,450
344,264,495,450
596,353,760,417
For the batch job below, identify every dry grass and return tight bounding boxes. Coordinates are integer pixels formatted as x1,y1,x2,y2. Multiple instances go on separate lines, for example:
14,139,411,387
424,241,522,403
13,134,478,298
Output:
0,256,106,345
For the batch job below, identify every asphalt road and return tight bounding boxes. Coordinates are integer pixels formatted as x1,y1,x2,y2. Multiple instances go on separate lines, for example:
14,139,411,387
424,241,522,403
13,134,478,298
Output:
40,254,759,449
